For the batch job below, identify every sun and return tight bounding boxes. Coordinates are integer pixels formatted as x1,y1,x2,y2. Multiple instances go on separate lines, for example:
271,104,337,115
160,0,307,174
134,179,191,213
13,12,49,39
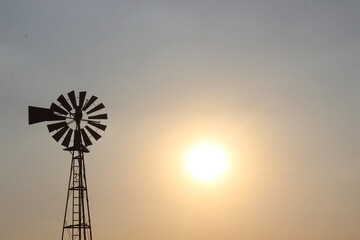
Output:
185,141,229,182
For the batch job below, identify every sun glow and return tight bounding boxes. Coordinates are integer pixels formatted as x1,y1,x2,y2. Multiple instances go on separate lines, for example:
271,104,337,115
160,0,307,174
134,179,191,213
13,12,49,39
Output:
185,142,229,182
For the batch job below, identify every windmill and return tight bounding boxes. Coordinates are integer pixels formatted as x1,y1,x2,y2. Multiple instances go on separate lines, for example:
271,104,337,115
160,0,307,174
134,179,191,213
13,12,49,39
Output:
28,90,108,240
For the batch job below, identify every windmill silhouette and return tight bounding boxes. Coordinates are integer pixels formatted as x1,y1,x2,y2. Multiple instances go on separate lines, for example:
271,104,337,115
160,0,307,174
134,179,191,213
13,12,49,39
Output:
28,90,108,240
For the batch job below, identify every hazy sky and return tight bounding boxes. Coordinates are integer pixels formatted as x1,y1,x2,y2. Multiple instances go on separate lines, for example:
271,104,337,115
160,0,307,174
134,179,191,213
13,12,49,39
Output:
1,1,360,239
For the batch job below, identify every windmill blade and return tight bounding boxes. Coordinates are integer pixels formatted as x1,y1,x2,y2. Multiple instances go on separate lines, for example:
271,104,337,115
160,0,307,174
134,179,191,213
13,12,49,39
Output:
85,126,102,140
52,125,69,142
87,103,105,115
82,95,98,111
61,129,73,147
67,90,77,109
57,94,72,112
50,103,68,116
47,121,68,132
74,129,81,147
81,129,92,146
88,114,108,120
29,106,66,124
88,121,107,131
78,91,86,109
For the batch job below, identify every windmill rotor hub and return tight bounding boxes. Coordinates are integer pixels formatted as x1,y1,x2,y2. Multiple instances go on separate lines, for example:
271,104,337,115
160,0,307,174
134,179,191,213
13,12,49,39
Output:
74,107,83,124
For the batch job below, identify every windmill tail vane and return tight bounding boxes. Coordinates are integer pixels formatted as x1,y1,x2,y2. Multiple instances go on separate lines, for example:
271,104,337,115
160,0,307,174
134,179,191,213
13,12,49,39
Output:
28,90,108,240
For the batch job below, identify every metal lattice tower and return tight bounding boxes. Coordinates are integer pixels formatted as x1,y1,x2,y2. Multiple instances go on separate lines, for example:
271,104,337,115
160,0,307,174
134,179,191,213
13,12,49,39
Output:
28,90,108,240
62,148,92,240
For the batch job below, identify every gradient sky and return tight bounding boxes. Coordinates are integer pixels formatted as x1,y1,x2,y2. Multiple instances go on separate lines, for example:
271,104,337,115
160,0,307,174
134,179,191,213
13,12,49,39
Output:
1,1,360,239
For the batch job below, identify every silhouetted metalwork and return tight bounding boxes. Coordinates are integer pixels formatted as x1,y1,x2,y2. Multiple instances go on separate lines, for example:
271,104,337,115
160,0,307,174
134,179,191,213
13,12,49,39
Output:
29,90,108,240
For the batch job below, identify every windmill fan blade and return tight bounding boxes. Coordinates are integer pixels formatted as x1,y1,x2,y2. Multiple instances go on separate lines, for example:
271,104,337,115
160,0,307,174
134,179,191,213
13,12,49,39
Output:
88,121,107,131
57,95,72,112
88,114,108,120
87,103,105,115
81,129,92,146
74,129,81,147
82,96,98,111
85,126,101,140
29,106,66,124
79,91,86,109
50,103,68,115
67,90,77,109
62,129,73,147
47,121,68,132
52,125,69,142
